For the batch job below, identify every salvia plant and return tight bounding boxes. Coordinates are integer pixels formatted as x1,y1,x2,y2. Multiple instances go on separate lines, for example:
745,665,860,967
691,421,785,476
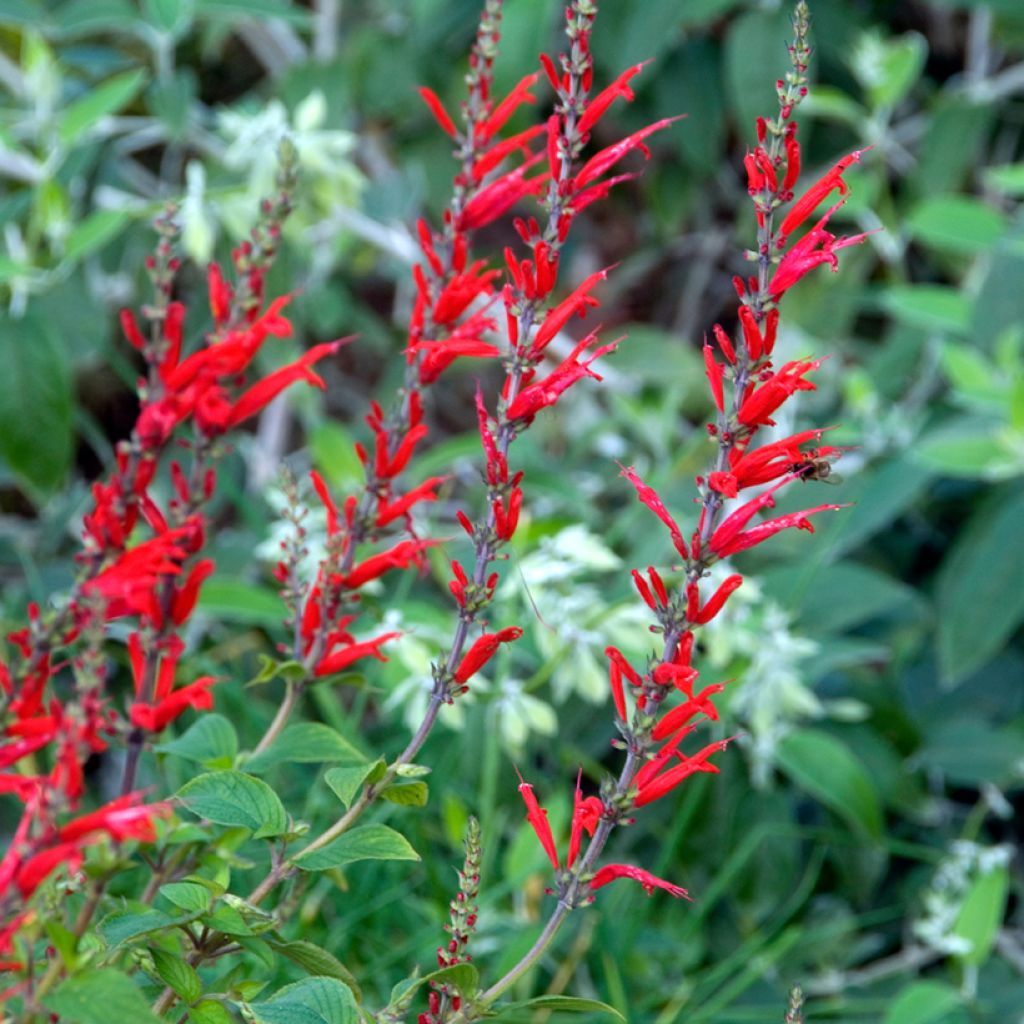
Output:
0,2,875,1021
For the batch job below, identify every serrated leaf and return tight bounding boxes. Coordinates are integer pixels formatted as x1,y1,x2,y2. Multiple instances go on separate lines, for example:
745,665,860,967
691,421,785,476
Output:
0,306,73,495
58,69,148,144
43,968,162,1024
953,864,1009,966
294,824,419,872
248,977,358,1024
777,729,883,838
156,714,238,767
160,881,213,913
379,781,428,807
204,903,253,936
937,487,1024,683
99,908,178,947
177,770,288,838
151,945,202,1003
244,722,365,774
267,939,362,1002
324,761,386,808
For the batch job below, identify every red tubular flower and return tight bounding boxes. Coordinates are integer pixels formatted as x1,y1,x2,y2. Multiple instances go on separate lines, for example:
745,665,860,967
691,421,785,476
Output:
652,683,726,740
472,124,547,180
712,323,736,364
590,864,690,900
516,770,559,870
529,266,611,355
506,333,619,421
418,86,457,136
376,475,447,528
780,148,867,237
314,632,402,677
170,558,215,625
686,573,743,625
709,476,847,557
703,343,725,412
208,262,232,326
634,738,731,807
310,470,339,536
567,770,585,869
57,794,168,844
454,626,523,684
130,677,220,732
783,135,801,191
573,116,683,189
478,72,541,141
340,539,439,589
618,466,688,560
737,305,764,362
459,155,547,231
737,358,821,429
576,60,651,136
224,339,345,430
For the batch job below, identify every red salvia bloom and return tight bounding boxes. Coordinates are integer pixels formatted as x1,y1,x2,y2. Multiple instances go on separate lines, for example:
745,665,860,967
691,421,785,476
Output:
618,466,688,559
454,627,523,684
590,864,690,900
516,771,559,870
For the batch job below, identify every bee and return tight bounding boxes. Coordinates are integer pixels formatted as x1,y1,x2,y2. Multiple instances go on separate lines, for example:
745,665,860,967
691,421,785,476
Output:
790,448,843,484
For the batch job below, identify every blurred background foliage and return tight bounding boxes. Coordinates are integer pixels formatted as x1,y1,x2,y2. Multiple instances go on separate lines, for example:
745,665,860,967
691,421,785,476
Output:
2,0,1023,1021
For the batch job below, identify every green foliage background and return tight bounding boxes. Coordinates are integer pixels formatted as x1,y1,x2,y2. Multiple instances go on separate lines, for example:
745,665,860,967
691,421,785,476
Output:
1,0,1023,1021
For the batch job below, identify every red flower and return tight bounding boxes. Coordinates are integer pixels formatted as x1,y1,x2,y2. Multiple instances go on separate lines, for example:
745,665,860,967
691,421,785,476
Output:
618,466,688,560
770,201,872,298
590,863,690,899
708,476,847,557
780,148,867,237
577,61,650,136
686,573,743,625
418,86,457,136
573,116,683,189
478,72,541,141
737,358,821,429
340,539,438,589
314,632,402,677
516,770,559,870
506,332,619,422
454,626,523,684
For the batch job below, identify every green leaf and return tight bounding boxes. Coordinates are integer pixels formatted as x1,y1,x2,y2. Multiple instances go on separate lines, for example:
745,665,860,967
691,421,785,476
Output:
189,1000,235,1024
881,285,970,336
851,30,926,110
422,963,479,995
394,763,431,778
914,420,1020,480
379,781,428,807
44,968,162,1024
953,864,1010,966
777,729,883,838
244,723,365,774
150,945,202,1004
907,195,1006,255
882,981,963,1024
99,908,178,947
937,487,1024,683
0,306,73,495
248,977,358,1024
197,580,285,626
267,939,362,1002
177,770,288,838
64,209,131,263
160,881,213,913
324,761,386,808
294,824,419,872
917,718,1022,786
496,996,625,1021
984,163,1024,198
58,69,148,144
156,714,238,768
